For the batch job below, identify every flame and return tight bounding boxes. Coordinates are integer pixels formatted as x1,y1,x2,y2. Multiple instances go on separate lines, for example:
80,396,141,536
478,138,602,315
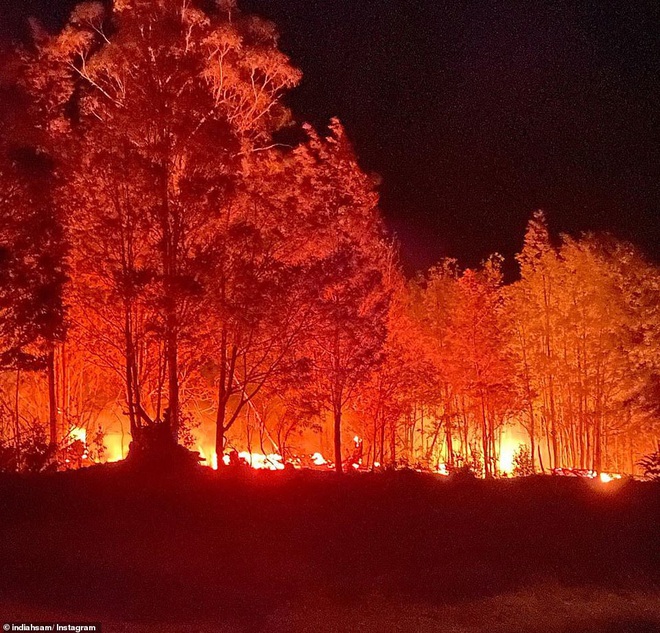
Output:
197,445,216,468
598,472,621,483
238,452,284,470
69,427,87,444
498,427,529,475
311,452,327,466
197,446,286,471
104,434,126,462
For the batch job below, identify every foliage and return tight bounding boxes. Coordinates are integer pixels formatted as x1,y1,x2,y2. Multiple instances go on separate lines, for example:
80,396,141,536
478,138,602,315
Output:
512,445,535,477
0,427,56,474
0,4,658,475
637,449,660,481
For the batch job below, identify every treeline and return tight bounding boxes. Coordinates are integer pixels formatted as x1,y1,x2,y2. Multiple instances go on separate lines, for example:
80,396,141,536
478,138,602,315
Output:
0,0,657,475
393,218,660,476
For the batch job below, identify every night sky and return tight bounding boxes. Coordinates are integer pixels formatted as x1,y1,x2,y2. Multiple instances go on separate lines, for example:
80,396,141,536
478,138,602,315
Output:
2,0,658,275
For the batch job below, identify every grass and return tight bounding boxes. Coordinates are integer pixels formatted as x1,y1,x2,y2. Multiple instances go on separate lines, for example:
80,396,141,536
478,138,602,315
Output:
0,464,658,631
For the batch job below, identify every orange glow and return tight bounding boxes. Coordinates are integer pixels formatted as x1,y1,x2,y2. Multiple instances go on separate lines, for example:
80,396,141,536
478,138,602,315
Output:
104,434,127,463
498,444,516,474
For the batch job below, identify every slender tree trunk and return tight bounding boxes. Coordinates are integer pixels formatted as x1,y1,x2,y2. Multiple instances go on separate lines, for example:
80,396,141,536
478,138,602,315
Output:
371,410,378,468
124,304,138,438
214,330,229,464
47,347,58,449
594,413,602,474
445,417,454,467
379,413,386,465
215,395,227,466
519,325,536,472
160,153,180,442
334,404,342,474
537,444,545,473
166,309,179,439
549,379,558,469
480,394,490,477
14,368,21,471
529,406,536,473
544,418,553,470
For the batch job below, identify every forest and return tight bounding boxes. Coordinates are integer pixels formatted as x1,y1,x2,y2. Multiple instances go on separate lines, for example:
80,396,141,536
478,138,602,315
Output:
0,0,659,479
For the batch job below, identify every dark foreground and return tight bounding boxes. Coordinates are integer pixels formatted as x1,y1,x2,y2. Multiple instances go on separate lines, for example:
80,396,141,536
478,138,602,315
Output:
1,465,659,632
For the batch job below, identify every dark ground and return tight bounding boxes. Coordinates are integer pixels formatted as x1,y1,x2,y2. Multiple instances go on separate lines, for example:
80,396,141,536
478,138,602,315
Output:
1,465,659,632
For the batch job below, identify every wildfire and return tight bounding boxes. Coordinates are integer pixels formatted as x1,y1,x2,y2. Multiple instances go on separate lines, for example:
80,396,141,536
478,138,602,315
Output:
498,442,516,475
69,427,87,444
104,434,126,462
436,463,449,476
196,444,337,472
197,446,286,470
498,428,529,475
311,452,327,466
239,452,284,470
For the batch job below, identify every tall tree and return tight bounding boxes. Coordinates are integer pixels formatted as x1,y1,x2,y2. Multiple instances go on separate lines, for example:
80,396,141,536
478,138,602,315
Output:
297,124,390,473
23,0,301,443
0,148,67,454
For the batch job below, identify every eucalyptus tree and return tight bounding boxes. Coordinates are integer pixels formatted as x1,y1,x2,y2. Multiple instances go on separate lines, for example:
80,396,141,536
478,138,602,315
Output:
22,0,301,441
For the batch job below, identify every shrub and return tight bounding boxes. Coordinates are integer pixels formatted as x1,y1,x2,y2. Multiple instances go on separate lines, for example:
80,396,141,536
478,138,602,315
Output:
638,448,660,481
513,444,535,477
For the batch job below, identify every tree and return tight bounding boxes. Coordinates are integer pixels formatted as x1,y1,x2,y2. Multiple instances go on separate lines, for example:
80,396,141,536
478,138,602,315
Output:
509,212,660,474
344,249,411,468
444,257,519,477
23,0,301,444
0,147,67,457
280,122,390,473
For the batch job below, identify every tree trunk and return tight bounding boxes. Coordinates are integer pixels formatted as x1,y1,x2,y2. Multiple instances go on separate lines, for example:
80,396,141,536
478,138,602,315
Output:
593,413,602,474
124,304,138,438
214,332,230,465
166,309,179,440
14,368,21,471
215,394,227,466
334,405,342,474
480,395,490,477
528,407,536,473
47,347,58,449
445,418,454,467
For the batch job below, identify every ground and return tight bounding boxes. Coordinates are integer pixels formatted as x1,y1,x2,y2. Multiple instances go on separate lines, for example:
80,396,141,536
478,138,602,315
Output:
0,465,659,632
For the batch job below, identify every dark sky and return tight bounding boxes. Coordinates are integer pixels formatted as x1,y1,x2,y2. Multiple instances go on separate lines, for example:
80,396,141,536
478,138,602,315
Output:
3,0,659,275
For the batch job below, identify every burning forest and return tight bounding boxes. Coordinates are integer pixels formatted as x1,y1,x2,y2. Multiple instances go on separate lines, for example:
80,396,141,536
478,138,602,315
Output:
0,0,658,631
